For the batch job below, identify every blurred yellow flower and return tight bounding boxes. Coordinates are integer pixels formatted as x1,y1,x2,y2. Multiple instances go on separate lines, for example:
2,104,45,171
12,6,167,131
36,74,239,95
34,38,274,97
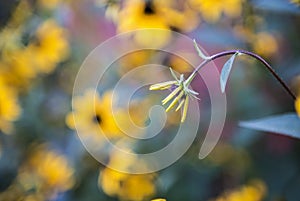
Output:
234,26,278,57
98,147,156,201
152,199,166,201
213,180,267,201
0,50,38,90
0,78,21,134
0,18,69,135
159,4,199,32
252,32,278,57
189,0,244,22
18,146,75,195
0,18,69,91
66,90,125,139
295,97,300,116
117,0,199,48
118,0,171,48
29,149,74,191
99,167,156,201
28,20,69,74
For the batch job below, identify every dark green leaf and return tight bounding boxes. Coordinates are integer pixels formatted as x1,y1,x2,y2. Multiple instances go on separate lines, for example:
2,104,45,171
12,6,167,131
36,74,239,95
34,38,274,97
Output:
239,113,300,139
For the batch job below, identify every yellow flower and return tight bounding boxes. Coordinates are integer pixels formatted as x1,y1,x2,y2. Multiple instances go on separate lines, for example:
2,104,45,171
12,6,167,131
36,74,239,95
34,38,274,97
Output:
159,4,200,32
99,150,156,201
66,90,125,139
118,0,171,48
0,3,68,90
117,0,199,48
0,19,69,91
0,49,38,90
295,97,300,116
98,147,156,201
18,145,75,195
252,32,278,57
100,168,128,196
100,168,156,201
234,26,278,57
0,78,21,134
120,174,156,201
28,20,69,74
189,0,244,22
152,199,166,201
213,180,267,201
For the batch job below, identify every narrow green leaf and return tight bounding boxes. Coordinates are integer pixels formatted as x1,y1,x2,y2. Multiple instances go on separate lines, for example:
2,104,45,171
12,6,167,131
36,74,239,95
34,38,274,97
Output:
169,67,179,82
220,53,238,93
193,39,211,60
239,113,300,139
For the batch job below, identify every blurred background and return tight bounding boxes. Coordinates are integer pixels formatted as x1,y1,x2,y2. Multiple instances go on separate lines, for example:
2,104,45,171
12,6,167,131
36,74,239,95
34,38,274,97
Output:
0,0,300,201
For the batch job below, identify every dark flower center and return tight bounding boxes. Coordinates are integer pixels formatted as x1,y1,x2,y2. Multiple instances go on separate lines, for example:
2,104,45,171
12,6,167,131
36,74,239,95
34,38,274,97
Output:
144,0,155,14
119,180,124,187
93,114,102,124
170,26,180,33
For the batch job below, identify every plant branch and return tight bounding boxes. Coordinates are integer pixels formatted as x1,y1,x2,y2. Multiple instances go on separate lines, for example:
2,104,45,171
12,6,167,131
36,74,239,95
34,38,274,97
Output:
190,50,296,100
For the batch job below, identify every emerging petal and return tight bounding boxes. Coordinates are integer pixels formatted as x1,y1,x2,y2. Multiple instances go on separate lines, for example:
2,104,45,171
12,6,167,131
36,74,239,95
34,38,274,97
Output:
149,81,177,91
162,86,182,105
181,96,189,122
176,99,185,111
166,91,185,112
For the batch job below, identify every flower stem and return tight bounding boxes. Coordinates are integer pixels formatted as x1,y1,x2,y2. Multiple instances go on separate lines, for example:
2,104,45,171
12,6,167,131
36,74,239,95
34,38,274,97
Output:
189,50,296,100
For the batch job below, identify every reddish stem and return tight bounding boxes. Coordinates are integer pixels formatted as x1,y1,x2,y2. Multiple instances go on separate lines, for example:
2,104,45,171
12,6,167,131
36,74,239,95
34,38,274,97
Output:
193,50,296,100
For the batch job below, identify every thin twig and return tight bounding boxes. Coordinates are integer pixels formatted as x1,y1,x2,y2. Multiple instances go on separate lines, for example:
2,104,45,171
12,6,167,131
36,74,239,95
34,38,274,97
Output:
191,50,296,100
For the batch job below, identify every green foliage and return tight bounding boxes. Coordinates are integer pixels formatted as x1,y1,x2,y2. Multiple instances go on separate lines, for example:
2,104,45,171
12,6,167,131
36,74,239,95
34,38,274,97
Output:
240,113,300,139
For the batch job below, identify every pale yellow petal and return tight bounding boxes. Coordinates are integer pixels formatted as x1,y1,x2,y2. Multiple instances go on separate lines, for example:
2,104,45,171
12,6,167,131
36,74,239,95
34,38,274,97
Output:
162,86,182,105
149,81,176,90
175,99,185,111
181,96,189,122
166,91,184,112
